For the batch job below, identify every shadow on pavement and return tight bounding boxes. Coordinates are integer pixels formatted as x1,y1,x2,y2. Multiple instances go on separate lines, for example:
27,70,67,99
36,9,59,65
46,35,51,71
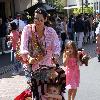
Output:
0,53,11,67
0,70,25,79
0,43,97,79
83,43,97,58
0,52,25,79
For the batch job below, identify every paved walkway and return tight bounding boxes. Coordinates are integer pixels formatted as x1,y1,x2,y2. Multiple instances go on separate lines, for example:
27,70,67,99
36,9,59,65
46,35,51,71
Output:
0,43,97,100
0,74,27,100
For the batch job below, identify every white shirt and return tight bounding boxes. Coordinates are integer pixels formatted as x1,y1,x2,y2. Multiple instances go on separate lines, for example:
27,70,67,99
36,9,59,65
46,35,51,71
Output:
12,19,26,32
60,21,67,33
95,22,100,35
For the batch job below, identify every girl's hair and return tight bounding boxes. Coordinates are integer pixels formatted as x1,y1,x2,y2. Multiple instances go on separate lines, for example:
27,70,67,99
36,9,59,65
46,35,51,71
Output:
34,8,48,19
64,40,78,58
10,22,18,30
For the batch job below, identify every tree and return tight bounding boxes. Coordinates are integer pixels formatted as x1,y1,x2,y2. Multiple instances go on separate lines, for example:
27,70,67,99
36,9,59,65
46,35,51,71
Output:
46,0,66,12
72,6,93,15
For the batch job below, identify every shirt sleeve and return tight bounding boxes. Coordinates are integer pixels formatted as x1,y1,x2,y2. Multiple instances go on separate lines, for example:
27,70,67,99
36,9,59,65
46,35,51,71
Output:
20,25,30,54
51,28,61,56
95,23,100,35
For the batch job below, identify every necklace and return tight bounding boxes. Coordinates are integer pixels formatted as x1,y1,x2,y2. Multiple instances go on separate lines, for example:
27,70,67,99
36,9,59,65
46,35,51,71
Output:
35,26,45,39
34,27,47,55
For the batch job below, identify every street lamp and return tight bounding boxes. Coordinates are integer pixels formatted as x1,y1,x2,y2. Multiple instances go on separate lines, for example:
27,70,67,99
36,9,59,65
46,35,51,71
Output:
82,0,83,13
85,0,88,6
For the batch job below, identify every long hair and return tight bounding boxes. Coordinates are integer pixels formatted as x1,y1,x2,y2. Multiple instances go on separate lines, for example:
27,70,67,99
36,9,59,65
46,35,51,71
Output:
34,8,48,26
34,8,48,19
64,40,78,58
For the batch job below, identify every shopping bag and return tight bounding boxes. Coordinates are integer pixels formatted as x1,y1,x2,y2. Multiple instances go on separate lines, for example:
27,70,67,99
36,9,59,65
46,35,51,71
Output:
14,89,32,100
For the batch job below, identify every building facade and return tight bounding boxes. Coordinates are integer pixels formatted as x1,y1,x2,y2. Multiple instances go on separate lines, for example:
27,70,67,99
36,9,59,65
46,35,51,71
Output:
0,0,100,20
0,0,46,20
66,0,100,14
0,0,14,20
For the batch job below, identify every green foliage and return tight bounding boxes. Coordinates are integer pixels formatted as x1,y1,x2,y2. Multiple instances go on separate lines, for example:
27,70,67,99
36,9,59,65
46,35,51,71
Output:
47,0,65,12
72,6,93,15
54,0,64,11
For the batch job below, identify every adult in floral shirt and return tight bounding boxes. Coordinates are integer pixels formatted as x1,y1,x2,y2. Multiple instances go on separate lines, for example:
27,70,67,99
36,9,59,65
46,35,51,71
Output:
20,8,61,99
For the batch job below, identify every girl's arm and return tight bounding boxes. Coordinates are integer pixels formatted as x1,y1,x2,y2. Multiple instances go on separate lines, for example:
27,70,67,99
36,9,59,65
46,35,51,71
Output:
63,51,69,67
77,51,83,66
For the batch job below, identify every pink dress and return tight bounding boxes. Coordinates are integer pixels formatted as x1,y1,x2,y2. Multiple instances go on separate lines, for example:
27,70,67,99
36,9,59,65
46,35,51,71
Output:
10,31,19,50
66,57,80,89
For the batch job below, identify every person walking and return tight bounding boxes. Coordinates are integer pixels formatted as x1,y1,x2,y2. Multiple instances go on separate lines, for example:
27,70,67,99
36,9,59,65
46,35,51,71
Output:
0,18,7,54
20,8,61,99
12,13,26,34
95,22,100,62
67,15,74,41
8,22,21,75
74,14,84,50
63,40,86,100
60,16,68,52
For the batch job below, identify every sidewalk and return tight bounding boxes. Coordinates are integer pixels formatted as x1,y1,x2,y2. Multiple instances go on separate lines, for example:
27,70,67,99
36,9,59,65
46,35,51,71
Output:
0,43,97,100
0,50,28,100
0,74,27,100
0,66,66,100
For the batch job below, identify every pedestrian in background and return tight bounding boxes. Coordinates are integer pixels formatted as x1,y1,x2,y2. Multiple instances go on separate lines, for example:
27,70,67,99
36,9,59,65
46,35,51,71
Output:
8,22,21,75
67,15,74,41
95,22,100,62
74,14,84,50
0,17,7,54
60,16,68,52
12,13,26,34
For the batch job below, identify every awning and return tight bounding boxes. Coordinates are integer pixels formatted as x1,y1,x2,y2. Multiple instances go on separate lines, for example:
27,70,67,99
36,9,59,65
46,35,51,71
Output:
64,6,81,9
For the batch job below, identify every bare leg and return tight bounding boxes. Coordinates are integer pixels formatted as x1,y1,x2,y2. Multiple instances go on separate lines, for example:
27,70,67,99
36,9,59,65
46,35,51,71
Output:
68,89,73,100
72,89,77,100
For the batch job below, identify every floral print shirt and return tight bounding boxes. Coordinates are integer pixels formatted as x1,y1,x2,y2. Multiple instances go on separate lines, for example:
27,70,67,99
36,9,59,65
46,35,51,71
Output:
20,24,61,71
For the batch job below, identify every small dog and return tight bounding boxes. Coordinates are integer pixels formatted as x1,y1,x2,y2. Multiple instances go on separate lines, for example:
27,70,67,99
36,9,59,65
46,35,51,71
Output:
78,49,90,66
81,54,90,66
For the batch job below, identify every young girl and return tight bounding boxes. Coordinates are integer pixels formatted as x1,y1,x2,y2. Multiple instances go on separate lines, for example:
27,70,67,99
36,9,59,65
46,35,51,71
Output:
8,22,21,75
63,40,82,100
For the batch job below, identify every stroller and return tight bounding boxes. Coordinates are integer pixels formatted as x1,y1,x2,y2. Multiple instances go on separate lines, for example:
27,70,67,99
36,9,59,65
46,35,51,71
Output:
15,64,66,100
30,64,66,100
14,63,66,100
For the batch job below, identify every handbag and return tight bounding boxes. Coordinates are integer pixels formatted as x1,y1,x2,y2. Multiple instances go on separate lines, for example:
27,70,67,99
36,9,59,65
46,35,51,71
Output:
14,88,32,100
